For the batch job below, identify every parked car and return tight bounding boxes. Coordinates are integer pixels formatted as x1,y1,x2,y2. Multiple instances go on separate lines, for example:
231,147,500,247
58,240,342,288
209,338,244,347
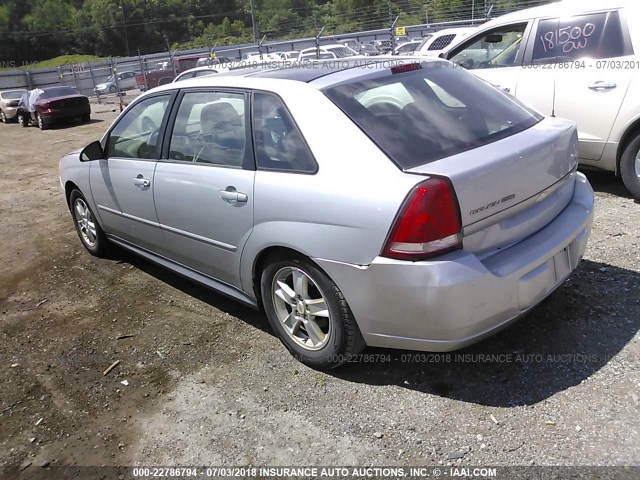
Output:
245,52,282,62
173,66,220,83
196,57,232,68
60,58,593,369
94,71,137,95
443,0,640,198
17,86,90,130
415,27,475,56
394,40,423,55
136,55,203,91
298,44,359,61
279,51,299,60
374,39,392,53
341,38,361,50
0,89,26,123
355,43,381,56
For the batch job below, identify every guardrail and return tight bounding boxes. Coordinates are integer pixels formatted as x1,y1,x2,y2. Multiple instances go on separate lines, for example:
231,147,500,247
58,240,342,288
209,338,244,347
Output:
0,0,549,97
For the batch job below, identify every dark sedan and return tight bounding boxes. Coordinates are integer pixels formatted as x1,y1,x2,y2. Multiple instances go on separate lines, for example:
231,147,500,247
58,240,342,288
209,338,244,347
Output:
17,86,91,130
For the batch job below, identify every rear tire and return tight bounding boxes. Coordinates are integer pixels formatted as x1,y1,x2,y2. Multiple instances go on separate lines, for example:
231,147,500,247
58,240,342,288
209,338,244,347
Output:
620,134,640,200
36,113,48,130
260,255,366,370
69,190,108,257
18,112,28,128
82,114,91,123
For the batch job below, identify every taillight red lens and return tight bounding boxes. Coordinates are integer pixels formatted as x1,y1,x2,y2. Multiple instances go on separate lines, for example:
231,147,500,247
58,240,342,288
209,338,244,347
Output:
382,177,462,261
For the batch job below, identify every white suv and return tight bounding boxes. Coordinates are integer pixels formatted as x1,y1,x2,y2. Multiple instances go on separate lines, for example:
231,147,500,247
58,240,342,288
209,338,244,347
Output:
443,0,640,198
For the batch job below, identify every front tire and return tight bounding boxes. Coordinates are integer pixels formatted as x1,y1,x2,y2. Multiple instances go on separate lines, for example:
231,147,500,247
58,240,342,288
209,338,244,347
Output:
109,85,117,94
260,256,365,369
0,110,6,124
69,190,108,257
620,134,640,199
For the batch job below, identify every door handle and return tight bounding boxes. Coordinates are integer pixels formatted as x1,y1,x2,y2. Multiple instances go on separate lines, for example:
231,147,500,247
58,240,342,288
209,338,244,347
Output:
588,81,617,91
133,176,150,188
220,188,248,203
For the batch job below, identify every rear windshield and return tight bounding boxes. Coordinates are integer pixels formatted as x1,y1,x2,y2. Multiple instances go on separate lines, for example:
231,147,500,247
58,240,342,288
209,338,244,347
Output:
324,62,541,169
1,90,24,99
41,87,79,98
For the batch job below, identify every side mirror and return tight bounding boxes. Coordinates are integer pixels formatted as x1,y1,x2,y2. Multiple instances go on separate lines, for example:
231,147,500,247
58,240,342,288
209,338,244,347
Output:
80,140,105,162
485,33,503,44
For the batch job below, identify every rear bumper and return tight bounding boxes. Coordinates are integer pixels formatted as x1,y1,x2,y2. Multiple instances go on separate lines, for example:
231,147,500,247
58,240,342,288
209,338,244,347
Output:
315,173,594,352
41,105,90,123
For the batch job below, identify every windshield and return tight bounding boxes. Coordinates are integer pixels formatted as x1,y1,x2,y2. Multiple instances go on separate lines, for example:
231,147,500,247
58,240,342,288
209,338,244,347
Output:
1,91,24,99
325,46,357,58
324,62,541,169
399,43,419,53
40,87,79,99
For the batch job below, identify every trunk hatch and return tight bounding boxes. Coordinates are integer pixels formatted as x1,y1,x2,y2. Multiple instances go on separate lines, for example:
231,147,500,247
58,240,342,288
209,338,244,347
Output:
406,117,578,255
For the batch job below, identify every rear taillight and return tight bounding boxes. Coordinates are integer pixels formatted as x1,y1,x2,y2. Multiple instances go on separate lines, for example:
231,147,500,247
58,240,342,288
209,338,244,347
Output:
382,177,462,261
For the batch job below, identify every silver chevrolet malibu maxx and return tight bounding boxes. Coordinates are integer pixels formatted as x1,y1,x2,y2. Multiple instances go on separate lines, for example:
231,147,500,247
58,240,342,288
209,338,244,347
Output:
59,59,595,369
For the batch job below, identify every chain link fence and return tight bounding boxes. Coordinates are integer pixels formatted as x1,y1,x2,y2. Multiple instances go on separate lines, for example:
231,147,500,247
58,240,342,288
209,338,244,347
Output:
0,0,550,102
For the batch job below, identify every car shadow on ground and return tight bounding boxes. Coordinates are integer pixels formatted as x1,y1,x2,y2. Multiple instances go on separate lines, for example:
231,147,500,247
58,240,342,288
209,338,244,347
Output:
109,245,269,334
332,259,640,407
106,244,639,407
47,118,105,130
582,169,636,200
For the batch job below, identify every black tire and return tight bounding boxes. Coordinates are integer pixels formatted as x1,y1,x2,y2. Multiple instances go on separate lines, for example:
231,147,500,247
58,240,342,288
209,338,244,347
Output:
620,134,640,200
36,113,48,130
82,114,91,123
17,112,28,128
109,85,117,94
69,190,108,257
260,256,366,369
0,110,6,124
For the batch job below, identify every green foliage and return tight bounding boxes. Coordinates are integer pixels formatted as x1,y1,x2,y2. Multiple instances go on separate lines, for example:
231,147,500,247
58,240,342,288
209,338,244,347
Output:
20,54,103,69
0,0,549,64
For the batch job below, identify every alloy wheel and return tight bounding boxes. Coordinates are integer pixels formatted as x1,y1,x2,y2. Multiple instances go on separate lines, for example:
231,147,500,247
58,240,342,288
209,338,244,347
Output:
74,198,97,247
635,148,640,179
271,266,331,351
0,111,5,123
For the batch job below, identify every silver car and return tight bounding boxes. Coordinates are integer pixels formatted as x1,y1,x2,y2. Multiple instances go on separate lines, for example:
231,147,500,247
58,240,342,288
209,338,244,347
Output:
59,59,594,369
0,89,26,123
94,71,137,95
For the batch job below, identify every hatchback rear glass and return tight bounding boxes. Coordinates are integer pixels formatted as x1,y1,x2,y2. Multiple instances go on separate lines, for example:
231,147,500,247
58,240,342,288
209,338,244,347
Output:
323,62,542,169
41,87,79,98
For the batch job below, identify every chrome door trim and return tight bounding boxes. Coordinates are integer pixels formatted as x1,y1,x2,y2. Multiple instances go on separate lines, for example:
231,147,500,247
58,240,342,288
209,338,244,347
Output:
97,205,161,228
98,205,237,251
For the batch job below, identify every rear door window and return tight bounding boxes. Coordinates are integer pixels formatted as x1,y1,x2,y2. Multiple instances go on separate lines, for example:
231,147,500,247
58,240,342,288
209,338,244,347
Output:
252,92,317,173
532,11,630,62
324,62,541,169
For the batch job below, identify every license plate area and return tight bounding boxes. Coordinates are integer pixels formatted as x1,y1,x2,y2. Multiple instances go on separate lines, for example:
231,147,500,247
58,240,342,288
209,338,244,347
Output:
553,246,572,282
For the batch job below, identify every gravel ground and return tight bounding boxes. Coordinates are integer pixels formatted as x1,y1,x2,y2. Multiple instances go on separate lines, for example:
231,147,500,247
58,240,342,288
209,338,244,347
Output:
0,109,638,475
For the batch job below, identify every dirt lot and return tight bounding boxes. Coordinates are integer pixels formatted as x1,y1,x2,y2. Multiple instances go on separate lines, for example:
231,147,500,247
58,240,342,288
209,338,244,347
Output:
0,107,639,474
